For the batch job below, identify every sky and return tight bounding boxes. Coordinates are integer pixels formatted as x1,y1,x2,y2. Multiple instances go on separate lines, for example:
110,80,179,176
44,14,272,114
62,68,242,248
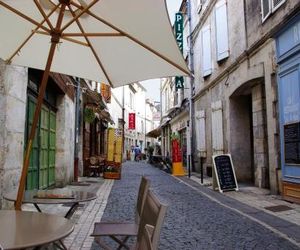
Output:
142,0,182,102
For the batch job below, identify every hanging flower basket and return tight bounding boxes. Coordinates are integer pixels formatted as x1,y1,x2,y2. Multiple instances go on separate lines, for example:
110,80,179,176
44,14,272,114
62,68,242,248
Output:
84,107,96,123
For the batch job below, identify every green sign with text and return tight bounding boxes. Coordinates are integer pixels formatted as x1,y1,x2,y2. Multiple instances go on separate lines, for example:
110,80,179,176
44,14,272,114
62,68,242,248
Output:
175,12,184,90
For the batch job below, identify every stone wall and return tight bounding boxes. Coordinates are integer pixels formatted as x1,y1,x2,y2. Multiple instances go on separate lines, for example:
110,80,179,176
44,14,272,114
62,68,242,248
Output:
0,60,27,209
55,94,75,187
252,84,269,188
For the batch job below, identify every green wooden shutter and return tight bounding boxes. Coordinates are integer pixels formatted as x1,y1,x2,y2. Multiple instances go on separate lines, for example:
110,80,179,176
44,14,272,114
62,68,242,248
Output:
39,106,49,189
49,110,56,186
26,96,39,190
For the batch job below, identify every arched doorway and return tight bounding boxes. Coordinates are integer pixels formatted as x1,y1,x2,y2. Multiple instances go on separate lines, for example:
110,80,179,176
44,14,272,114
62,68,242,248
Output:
229,78,269,188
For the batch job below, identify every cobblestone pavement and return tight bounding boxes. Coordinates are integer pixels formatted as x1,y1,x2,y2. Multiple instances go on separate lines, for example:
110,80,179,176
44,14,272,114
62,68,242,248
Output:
93,161,300,250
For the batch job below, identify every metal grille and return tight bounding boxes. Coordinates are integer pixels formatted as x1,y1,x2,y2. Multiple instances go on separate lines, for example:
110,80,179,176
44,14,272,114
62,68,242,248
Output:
264,205,293,212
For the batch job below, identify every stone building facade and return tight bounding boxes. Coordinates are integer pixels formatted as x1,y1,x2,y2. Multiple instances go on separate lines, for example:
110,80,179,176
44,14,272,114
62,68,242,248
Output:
187,0,300,198
0,60,75,208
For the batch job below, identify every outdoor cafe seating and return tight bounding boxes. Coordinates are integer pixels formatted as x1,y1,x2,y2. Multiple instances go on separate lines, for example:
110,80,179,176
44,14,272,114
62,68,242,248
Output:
85,154,107,177
91,177,168,249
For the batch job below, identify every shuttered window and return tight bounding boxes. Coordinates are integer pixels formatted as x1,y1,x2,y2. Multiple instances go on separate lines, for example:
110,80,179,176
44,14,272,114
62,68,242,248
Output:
272,0,286,11
211,100,224,155
261,0,271,22
215,0,229,61
261,0,286,22
202,25,212,77
196,110,206,152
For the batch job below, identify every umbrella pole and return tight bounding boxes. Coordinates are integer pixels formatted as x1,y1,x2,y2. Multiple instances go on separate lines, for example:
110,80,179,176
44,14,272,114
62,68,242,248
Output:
15,3,67,210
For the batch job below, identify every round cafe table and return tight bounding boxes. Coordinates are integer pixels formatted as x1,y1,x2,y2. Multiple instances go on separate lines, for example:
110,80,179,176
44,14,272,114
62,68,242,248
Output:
0,210,74,250
4,189,97,219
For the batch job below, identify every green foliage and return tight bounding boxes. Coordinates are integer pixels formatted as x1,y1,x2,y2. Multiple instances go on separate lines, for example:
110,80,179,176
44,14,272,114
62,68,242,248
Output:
104,166,119,172
84,107,96,123
170,132,180,141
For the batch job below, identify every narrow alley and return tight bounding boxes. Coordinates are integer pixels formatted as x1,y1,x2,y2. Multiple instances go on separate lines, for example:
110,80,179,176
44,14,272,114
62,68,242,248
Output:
84,161,300,250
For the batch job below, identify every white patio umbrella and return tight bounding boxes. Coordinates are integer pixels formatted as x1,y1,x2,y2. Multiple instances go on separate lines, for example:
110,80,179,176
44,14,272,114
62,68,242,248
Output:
0,0,189,210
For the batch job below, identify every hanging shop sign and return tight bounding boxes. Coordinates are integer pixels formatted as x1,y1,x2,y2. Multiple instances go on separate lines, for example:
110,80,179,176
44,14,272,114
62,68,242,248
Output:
100,83,111,103
128,113,136,130
175,12,184,90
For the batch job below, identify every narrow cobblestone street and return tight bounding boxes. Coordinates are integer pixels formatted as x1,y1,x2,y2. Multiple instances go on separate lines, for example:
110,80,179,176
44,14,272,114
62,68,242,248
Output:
92,161,300,250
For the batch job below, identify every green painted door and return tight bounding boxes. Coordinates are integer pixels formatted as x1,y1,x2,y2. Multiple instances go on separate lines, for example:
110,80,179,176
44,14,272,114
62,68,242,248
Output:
26,96,39,190
26,97,56,190
39,105,50,189
49,110,56,186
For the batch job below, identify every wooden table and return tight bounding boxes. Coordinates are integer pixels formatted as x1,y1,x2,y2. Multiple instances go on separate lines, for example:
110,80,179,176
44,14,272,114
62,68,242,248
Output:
4,189,97,219
0,210,74,250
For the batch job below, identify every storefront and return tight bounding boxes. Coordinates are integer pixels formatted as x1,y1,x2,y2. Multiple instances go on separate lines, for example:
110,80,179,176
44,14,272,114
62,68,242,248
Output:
170,111,189,168
276,14,300,203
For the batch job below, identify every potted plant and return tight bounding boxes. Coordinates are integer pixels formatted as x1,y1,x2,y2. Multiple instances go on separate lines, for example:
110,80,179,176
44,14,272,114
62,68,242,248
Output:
103,165,121,179
84,107,96,123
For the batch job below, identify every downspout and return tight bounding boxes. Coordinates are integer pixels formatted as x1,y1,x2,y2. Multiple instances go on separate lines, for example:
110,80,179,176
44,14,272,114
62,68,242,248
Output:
74,77,81,182
187,0,195,176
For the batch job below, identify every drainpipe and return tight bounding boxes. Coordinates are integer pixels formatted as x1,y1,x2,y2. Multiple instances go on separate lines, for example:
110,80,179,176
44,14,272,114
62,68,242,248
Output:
187,0,195,177
122,85,125,158
74,77,81,182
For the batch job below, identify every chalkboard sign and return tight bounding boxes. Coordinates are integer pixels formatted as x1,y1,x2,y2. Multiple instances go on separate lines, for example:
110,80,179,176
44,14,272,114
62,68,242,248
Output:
212,154,238,193
284,122,300,164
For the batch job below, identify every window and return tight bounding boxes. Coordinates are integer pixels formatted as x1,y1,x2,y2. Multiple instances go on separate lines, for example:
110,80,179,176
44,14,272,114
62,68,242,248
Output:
272,0,286,11
261,0,286,22
141,120,144,133
196,0,202,13
215,0,229,61
202,25,212,77
129,92,134,109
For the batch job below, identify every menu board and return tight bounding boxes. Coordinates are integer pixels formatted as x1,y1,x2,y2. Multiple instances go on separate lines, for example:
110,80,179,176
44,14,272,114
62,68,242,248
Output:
212,154,238,192
284,122,300,164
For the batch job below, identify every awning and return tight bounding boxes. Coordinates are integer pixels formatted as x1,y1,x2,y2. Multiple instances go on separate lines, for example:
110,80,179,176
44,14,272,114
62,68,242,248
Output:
146,127,161,138
100,109,114,124
160,117,171,128
84,84,106,110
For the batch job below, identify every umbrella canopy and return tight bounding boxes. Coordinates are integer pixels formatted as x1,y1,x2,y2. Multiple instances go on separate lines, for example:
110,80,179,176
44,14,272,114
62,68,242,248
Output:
0,0,189,87
0,0,189,210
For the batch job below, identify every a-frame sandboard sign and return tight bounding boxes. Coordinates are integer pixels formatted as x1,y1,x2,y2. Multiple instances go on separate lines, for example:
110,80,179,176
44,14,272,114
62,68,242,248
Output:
212,154,238,193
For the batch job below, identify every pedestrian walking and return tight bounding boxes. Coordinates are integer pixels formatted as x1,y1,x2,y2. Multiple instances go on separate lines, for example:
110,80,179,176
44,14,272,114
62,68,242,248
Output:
134,145,141,161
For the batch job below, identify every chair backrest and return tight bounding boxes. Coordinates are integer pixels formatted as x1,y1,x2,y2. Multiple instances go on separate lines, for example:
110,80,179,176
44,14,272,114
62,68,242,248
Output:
136,224,155,250
135,176,150,222
136,190,168,250
89,156,98,165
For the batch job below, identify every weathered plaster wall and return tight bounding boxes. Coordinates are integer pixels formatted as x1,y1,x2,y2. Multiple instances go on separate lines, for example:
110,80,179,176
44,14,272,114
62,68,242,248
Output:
0,60,27,209
55,94,75,187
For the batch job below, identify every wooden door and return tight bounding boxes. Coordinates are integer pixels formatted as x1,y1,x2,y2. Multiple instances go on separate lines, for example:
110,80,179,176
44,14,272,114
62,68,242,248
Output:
278,57,300,184
26,96,39,190
39,106,49,189
25,98,56,190
49,111,56,186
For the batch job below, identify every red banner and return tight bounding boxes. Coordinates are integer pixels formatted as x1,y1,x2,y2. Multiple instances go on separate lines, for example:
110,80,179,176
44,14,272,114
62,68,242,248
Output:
128,113,136,130
172,139,182,163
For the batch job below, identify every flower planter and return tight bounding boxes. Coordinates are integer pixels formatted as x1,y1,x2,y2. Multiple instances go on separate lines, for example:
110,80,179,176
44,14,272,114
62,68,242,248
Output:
103,172,121,180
